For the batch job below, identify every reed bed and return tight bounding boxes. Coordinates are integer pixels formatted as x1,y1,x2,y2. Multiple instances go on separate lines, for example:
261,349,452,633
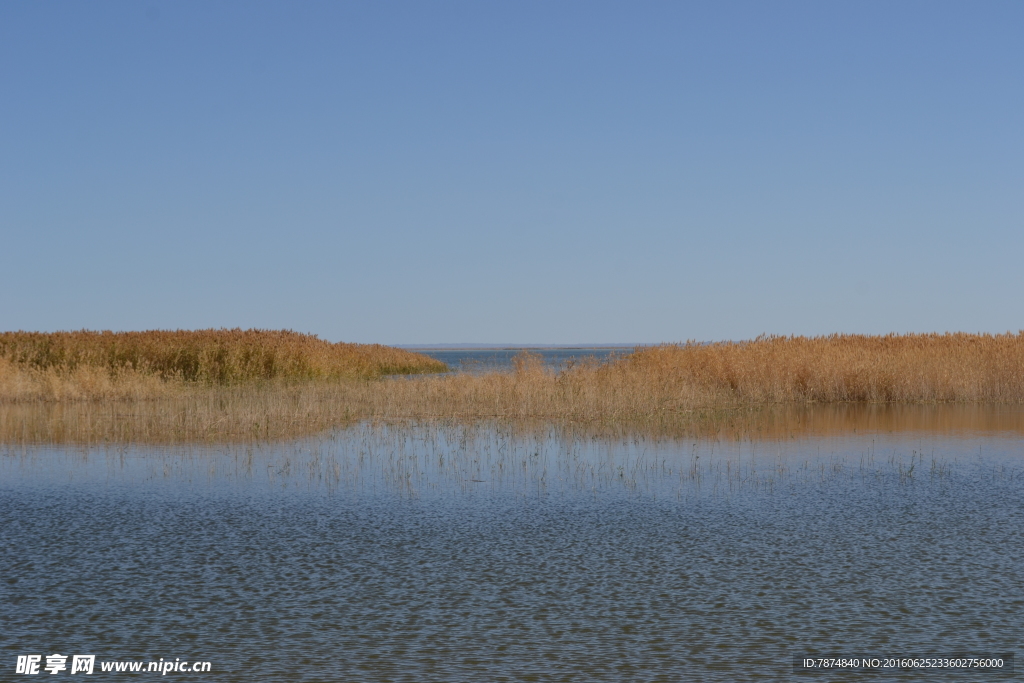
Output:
627,333,1024,403
2,332,1023,444
0,329,446,397
335,332,1024,421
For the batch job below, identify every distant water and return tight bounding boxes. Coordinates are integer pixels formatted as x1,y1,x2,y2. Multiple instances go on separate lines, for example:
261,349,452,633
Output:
2,408,1022,681
408,347,633,372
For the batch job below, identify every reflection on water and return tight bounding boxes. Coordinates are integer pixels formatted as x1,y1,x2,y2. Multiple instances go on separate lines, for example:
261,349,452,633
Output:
2,406,1022,681
737,402,1024,438
7,397,1024,448
3,418,1022,499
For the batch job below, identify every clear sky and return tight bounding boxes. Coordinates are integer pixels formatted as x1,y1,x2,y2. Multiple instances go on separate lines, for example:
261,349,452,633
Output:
2,1,1021,344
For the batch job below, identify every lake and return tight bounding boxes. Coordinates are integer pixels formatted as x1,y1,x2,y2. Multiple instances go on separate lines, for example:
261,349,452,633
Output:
2,405,1021,681
405,346,634,373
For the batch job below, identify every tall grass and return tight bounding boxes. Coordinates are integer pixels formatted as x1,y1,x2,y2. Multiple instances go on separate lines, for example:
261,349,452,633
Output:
341,333,1024,423
625,333,1024,404
0,329,446,397
2,332,1023,443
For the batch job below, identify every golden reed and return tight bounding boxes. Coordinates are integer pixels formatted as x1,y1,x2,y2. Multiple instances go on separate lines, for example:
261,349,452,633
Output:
2,332,1023,443
0,328,446,400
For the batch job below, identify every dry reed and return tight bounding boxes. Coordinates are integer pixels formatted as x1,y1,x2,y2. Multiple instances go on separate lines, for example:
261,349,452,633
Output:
2,332,1024,444
0,329,446,396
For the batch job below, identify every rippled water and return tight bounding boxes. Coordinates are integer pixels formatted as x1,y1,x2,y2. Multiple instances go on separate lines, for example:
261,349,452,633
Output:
2,409,1022,681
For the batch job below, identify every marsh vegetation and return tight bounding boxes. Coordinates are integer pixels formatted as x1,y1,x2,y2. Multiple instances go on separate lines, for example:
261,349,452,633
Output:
2,331,1023,443
0,329,446,396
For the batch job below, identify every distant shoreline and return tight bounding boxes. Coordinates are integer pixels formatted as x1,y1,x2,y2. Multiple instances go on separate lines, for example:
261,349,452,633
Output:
398,343,646,350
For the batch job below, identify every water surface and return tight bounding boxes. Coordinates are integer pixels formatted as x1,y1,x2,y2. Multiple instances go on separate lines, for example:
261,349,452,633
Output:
2,407,1022,681
406,347,633,373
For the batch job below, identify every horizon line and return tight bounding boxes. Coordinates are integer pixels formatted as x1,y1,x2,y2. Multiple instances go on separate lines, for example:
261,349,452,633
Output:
397,343,650,350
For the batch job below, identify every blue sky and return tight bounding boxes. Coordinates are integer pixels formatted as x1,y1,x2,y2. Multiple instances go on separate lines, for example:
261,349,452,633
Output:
2,1,1021,344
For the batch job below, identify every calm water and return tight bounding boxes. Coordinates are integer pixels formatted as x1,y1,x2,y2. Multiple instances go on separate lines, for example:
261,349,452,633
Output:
2,409,1022,681
407,347,633,373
